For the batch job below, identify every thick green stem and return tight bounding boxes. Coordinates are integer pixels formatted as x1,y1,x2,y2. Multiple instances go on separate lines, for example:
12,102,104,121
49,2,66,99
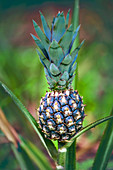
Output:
65,140,76,170
56,143,67,170
65,0,79,170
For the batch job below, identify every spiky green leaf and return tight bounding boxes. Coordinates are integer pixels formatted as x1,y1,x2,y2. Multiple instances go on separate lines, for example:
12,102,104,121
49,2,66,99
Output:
31,34,49,59
69,25,80,53
20,136,52,170
70,40,85,60
62,54,72,65
58,80,66,86
92,108,113,170
69,63,77,76
46,75,56,86
65,9,70,28
50,63,60,76
12,144,36,170
33,20,50,50
68,74,75,83
52,12,66,42
39,11,51,40
49,40,64,66
68,53,78,73
59,24,73,55
61,71,69,81
36,49,51,72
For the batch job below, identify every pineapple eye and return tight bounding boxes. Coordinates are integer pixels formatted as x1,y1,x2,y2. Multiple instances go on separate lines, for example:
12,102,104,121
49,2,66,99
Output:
72,103,77,108
68,125,76,134
61,134,69,141
81,106,84,111
40,104,43,111
51,131,60,140
62,105,72,117
76,94,80,101
65,90,70,96
45,107,53,118
59,95,67,106
53,100,60,111
76,125,82,131
69,99,78,111
55,101,58,106
61,96,66,103
47,98,50,104
76,118,82,125
65,116,74,127
57,124,67,134
54,112,64,124
57,115,61,119
70,93,76,99
47,119,56,130
51,91,54,96
55,91,58,97
73,110,81,120
46,111,51,118
43,125,49,134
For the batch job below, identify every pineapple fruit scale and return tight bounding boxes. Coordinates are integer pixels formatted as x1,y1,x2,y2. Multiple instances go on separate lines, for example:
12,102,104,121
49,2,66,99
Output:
31,10,85,142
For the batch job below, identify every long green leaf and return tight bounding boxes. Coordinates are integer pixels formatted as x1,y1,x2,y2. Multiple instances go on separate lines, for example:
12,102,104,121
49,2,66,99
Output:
92,108,113,170
65,143,76,170
60,114,113,149
20,136,52,170
12,144,36,170
1,107,50,170
0,81,57,160
32,20,50,51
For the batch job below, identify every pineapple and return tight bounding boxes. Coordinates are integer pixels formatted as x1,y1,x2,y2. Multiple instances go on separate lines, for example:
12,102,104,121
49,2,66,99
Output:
31,10,85,142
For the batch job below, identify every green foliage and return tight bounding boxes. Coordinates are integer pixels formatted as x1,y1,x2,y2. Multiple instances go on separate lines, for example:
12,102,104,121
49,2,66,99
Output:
0,143,18,170
92,108,113,170
12,144,37,170
0,81,58,161
20,136,52,170
31,11,82,90
65,143,76,170
0,0,113,169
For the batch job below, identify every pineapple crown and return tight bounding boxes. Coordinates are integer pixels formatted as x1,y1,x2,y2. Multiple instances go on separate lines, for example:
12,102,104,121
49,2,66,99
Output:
31,10,84,90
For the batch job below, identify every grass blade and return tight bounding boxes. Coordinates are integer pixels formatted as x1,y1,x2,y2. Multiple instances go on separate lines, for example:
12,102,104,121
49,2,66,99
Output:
0,109,51,169
0,108,20,148
92,108,113,170
12,144,36,170
0,81,57,160
20,136,52,170
0,110,37,170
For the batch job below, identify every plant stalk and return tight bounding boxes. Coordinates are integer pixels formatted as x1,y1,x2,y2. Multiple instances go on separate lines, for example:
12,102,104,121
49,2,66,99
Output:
56,143,66,170
65,0,79,169
65,141,76,170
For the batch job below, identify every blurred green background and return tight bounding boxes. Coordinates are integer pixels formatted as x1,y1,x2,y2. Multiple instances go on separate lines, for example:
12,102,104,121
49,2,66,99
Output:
0,0,113,169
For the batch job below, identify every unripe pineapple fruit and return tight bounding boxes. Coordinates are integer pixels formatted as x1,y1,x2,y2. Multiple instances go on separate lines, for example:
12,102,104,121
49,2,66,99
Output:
31,10,85,142
38,89,85,142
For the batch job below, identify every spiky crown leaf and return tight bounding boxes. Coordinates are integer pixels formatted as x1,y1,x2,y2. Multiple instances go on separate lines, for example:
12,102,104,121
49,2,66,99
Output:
31,10,84,90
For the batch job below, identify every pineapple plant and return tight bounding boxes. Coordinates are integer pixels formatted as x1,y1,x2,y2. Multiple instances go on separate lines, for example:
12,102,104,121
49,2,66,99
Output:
31,10,85,142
